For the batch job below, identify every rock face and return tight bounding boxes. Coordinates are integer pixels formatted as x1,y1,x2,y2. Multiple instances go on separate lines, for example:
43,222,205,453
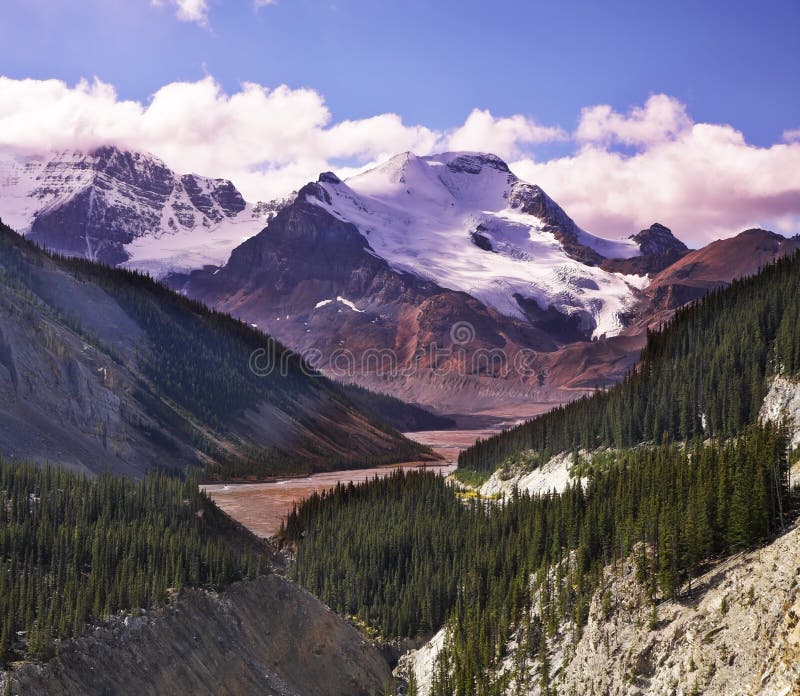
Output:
602,223,689,275
546,527,800,696
477,451,579,498
396,627,448,694
405,526,800,696
760,375,800,451
506,179,604,266
3,575,393,696
632,222,690,257
0,147,270,275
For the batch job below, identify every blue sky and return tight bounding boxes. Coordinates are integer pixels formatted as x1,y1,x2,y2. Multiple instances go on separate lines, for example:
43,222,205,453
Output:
0,0,799,243
1,0,797,145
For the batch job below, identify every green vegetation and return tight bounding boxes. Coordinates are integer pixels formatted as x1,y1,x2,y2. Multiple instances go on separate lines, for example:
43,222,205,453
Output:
284,250,800,692
284,425,792,693
281,246,800,693
284,471,466,637
61,258,311,430
450,467,493,488
0,460,268,666
459,251,800,473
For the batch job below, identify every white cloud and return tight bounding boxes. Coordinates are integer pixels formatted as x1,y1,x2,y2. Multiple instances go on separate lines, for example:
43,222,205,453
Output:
0,76,797,246
444,108,567,160
513,117,800,245
575,94,691,147
0,76,441,200
783,128,800,143
151,0,210,27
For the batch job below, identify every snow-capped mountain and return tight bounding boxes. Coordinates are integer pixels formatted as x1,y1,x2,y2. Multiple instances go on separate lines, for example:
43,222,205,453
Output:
309,152,653,338
0,147,275,276
2,146,785,414
178,151,690,412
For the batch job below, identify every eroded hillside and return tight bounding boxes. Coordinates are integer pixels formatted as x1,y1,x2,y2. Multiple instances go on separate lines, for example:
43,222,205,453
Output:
2,575,393,696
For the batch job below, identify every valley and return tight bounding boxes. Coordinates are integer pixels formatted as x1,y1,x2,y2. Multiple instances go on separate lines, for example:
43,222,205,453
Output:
203,428,489,538
1,5,798,694
0,167,798,695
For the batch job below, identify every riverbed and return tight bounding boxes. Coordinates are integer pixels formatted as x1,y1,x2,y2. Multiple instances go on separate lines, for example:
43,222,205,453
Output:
203,429,494,538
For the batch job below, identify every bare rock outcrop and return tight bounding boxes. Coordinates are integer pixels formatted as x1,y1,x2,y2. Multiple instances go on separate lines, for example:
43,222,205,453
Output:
2,575,392,696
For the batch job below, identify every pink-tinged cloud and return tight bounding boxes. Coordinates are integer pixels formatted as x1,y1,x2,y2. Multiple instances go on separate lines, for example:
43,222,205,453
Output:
0,76,797,247
575,94,691,146
513,97,800,246
0,76,555,202
445,109,568,159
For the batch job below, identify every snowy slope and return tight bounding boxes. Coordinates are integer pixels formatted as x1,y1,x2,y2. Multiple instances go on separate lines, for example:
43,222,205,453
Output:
0,152,92,232
0,148,273,276
309,152,646,338
119,206,265,277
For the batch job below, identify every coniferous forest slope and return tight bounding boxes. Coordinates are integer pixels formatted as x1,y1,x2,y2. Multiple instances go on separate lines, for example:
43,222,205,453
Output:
0,218,431,480
458,248,800,473
0,458,393,695
0,460,265,665
282,250,800,694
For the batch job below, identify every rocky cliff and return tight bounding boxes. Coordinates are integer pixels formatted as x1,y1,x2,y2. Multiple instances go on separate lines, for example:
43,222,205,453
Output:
401,525,800,696
2,575,393,696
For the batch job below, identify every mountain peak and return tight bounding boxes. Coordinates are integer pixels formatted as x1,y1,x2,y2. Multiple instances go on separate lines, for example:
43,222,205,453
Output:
429,151,512,175
0,146,267,274
318,171,341,185
87,144,168,169
630,223,689,257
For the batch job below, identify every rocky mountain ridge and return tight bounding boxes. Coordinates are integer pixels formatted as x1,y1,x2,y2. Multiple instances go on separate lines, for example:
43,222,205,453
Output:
175,152,689,413
0,147,271,275
3,146,797,416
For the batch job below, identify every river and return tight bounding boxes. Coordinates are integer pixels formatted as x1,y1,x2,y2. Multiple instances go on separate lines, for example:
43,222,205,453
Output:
202,428,495,538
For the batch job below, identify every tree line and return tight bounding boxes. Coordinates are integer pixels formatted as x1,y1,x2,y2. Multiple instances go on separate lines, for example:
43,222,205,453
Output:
0,461,268,666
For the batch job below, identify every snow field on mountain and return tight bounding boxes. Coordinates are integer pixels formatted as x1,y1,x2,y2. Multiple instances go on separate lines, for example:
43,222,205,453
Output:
312,152,645,337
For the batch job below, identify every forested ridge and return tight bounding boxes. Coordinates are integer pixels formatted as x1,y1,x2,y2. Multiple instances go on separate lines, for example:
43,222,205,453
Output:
0,459,268,667
285,426,793,694
0,220,426,479
284,251,800,693
459,250,800,473
336,382,456,432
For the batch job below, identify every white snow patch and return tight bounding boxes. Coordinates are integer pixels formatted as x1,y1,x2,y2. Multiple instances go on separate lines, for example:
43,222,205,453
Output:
314,296,364,312
336,296,364,313
121,210,264,277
